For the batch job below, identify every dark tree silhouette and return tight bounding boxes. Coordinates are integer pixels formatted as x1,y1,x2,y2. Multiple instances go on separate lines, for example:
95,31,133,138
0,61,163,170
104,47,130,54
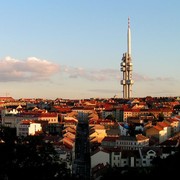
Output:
0,127,71,180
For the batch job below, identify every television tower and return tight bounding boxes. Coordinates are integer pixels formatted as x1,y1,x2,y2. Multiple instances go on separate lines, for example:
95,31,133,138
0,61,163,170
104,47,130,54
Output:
120,17,134,99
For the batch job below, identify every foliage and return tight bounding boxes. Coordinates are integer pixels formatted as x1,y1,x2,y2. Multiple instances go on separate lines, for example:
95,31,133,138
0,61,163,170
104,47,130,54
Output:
105,114,116,121
0,127,71,180
157,112,164,122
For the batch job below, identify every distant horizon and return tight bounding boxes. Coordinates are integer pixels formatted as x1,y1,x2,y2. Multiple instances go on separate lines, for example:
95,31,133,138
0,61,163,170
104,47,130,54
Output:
1,94,180,101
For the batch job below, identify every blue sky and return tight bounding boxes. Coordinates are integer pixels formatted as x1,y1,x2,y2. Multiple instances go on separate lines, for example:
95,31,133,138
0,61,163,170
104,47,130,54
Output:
0,0,180,99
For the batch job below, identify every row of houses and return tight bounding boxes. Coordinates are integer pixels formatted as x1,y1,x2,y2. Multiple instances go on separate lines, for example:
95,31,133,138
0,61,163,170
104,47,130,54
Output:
1,96,180,179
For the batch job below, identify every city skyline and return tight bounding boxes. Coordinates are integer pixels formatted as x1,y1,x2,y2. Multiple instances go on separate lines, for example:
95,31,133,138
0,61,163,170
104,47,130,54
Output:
0,0,180,99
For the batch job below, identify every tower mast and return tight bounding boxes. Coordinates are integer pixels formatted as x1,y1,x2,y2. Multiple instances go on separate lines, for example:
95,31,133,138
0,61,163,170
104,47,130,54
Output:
127,17,131,55
120,17,134,99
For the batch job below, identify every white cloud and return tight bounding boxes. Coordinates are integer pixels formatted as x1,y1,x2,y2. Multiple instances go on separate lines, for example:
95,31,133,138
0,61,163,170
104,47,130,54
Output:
0,56,60,82
0,56,175,83
133,72,174,82
62,66,120,81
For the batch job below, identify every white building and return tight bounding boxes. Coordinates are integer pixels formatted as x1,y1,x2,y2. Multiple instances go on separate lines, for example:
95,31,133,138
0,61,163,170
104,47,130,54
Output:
115,134,149,150
16,120,42,136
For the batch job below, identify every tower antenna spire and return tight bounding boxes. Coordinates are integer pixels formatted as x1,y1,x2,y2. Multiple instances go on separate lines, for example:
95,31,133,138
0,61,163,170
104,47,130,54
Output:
127,17,131,55
128,17,130,29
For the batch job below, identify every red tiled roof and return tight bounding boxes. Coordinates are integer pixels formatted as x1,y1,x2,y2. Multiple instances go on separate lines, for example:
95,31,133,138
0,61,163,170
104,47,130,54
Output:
157,122,170,128
154,125,163,131
169,119,179,125
101,136,119,142
0,97,15,102
53,106,71,112
136,134,149,141
18,112,57,117
62,137,74,149
20,120,35,125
